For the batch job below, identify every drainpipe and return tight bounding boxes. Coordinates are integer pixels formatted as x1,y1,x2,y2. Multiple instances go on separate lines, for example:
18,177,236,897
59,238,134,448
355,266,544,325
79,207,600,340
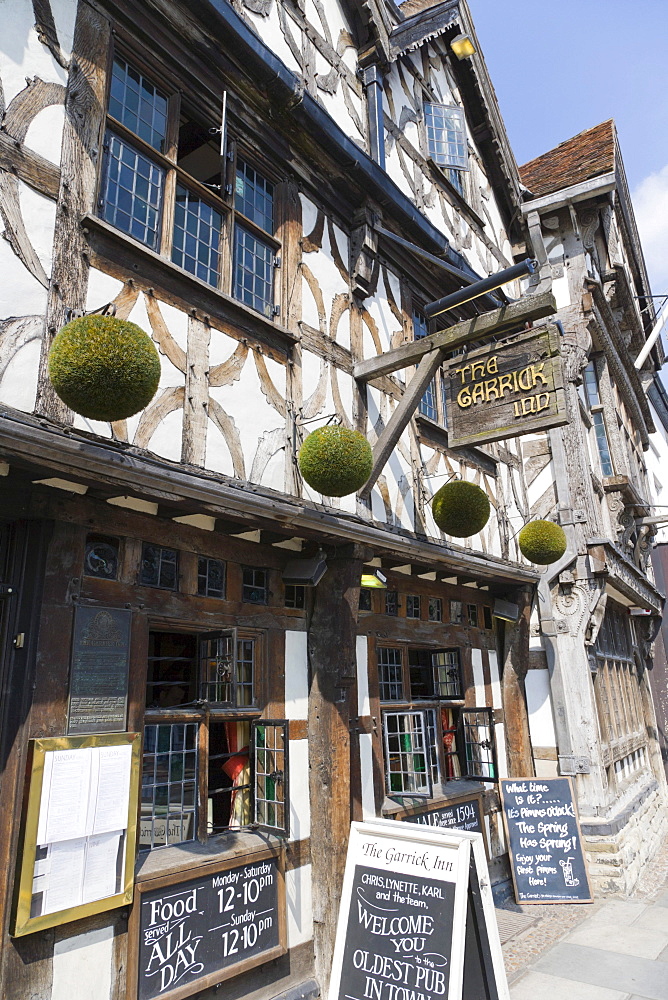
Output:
362,66,385,171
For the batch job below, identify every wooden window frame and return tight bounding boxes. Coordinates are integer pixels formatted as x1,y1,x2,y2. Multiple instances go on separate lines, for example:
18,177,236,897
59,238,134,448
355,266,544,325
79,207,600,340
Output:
142,627,287,851
98,46,282,316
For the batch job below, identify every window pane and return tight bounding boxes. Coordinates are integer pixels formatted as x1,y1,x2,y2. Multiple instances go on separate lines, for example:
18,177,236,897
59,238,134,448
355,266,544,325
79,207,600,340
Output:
197,556,226,598
199,633,234,703
406,595,421,619
378,647,404,701
172,185,222,287
462,708,496,780
140,722,198,849
208,720,252,834
424,103,468,169
408,649,436,699
413,311,438,420
242,566,268,604
385,591,399,616
84,535,119,579
253,722,288,833
146,632,197,708
102,132,164,249
593,411,614,476
433,649,462,699
109,57,168,151
233,225,274,317
383,711,430,796
140,542,178,590
428,598,442,622
235,160,273,232
285,584,305,609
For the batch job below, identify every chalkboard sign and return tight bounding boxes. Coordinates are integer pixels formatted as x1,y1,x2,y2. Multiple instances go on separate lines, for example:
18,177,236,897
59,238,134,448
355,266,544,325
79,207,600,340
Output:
402,795,484,840
67,606,132,734
130,851,285,1000
328,822,471,1000
500,778,592,904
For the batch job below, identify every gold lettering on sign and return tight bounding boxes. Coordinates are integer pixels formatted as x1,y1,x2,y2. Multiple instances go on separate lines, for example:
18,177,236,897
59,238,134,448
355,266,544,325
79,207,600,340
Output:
513,393,551,418
452,353,556,412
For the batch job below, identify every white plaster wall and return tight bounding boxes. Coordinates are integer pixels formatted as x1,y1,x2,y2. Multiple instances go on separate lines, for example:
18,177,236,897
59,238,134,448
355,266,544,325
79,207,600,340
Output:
285,864,314,947
289,739,310,841
359,732,376,820
0,1,68,107
471,647,485,705
52,922,114,1000
526,668,557,748
356,635,370,716
285,630,309,720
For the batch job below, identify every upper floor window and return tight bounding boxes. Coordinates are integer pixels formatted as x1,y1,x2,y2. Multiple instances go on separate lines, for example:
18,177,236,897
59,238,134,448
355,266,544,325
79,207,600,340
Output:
424,102,468,195
100,55,278,316
413,310,448,426
581,361,614,477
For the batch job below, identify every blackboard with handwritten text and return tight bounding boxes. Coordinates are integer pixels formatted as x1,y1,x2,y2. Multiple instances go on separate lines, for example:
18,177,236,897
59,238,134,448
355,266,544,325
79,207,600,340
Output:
136,855,283,1000
403,796,483,838
500,777,591,904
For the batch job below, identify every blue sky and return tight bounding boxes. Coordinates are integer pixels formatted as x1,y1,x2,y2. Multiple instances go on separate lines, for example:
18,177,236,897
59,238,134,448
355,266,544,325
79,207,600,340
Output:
469,0,668,294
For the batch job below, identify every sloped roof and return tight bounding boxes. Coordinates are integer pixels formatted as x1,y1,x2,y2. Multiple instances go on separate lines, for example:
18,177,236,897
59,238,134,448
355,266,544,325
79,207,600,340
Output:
519,120,616,198
391,0,458,57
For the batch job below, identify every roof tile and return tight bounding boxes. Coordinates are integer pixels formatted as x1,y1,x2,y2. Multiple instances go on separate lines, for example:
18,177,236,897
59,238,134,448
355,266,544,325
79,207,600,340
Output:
519,120,616,198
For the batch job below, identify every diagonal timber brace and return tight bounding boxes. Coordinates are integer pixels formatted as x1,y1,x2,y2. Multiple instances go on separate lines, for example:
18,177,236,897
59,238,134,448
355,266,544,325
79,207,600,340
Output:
359,291,557,497
354,290,557,383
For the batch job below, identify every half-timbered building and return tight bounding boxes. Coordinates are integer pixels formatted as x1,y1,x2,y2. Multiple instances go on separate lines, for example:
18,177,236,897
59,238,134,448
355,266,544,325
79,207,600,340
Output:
0,0,666,998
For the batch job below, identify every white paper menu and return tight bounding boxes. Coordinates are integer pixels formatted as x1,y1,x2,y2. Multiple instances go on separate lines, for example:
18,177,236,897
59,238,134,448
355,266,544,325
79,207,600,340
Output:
31,742,133,916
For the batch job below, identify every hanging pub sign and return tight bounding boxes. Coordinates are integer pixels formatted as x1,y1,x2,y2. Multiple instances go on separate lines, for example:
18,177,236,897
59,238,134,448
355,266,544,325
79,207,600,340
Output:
442,325,568,448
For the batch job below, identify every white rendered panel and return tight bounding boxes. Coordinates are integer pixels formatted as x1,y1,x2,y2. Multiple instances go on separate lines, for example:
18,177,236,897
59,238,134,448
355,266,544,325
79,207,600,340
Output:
359,732,375,820
52,922,114,1000
285,864,314,948
289,739,310,841
356,635,370,716
285,630,309,720
471,647,486,706
526,669,557,748
488,649,502,709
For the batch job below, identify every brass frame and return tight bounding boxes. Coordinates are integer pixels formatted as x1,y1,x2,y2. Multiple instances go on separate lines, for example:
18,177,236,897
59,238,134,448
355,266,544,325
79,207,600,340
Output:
11,732,141,937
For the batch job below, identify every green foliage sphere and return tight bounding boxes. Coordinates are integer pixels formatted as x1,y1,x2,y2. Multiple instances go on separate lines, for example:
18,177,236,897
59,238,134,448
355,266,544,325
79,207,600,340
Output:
48,315,161,421
518,520,567,564
298,425,373,497
432,480,490,537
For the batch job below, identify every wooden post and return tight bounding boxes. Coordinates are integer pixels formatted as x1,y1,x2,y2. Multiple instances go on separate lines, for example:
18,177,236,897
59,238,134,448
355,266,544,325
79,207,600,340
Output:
501,586,535,777
35,1,111,421
308,544,367,994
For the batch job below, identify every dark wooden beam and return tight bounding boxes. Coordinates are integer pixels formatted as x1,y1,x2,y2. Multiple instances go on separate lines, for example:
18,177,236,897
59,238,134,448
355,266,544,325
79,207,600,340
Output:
0,132,60,201
353,291,557,382
361,347,445,496
501,586,535,777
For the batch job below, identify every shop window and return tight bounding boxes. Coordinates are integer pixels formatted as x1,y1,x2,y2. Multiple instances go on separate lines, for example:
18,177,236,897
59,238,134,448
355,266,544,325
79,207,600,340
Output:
142,630,286,850
198,556,226,598
406,594,421,619
378,642,494,797
483,606,493,630
359,588,372,612
242,566,269,604
385,590,399,616
284,584,305,609
84,534,119,579
467,604,478,627
140,542,178,589
428,597,442,622
100,54,279,312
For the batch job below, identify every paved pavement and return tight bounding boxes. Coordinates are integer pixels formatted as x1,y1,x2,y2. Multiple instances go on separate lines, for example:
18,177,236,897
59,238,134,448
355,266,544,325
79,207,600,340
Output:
499,833,668,1000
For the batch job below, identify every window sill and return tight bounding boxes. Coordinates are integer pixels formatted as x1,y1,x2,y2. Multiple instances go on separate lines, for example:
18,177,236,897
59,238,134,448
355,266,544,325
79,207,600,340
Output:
82,214,298,360
135,828,284,883
380,779,485,817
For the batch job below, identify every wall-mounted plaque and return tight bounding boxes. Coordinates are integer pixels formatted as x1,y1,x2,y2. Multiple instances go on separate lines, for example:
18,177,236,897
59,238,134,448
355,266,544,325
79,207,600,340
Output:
67,606,131,735
401,794,485,844
442,326,568,448
129,851,286,1000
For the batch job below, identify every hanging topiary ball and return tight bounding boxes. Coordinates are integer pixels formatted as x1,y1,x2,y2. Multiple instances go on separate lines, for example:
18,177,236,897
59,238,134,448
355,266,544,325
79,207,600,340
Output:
48,314,161,422
298,425,373,497
432,479,490,537
518,519,567,564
